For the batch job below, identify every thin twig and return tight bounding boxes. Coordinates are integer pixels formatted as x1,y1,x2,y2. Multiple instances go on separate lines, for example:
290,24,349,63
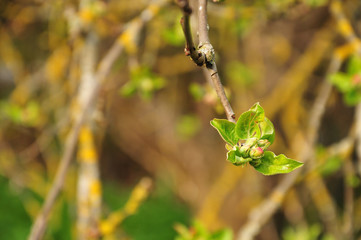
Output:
28,102,90,240
176,0,235,122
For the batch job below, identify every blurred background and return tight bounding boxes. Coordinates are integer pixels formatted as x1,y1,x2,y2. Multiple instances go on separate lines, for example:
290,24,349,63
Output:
0,0,361,239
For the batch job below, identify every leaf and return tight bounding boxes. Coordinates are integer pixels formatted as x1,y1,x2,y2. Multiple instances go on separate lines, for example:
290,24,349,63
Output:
259,117,275,144
235,102,265,140
211,119,238,146
227,148,252,166
251,151,303,175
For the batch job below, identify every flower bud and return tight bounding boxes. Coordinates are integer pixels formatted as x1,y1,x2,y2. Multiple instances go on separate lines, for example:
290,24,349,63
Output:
240,144,251,158
249,146,264,159
257,139,271,149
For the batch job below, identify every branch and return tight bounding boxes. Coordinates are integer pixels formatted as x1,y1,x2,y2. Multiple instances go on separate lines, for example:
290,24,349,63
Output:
27,2,166,239
176,0,235,122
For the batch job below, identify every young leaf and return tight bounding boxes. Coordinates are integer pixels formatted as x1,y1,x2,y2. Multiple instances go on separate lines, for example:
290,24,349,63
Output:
211,119,238,146
227,148,252,166
235,102,265,140
251,151,303,175
259,117,275,144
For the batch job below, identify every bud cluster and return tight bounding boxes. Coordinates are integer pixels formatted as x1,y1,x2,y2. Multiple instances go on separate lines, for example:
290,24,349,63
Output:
239,138,270,160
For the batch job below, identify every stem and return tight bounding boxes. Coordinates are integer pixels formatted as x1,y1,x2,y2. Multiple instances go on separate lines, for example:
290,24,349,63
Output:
176,0,235,122
177,0,204,65
198,0,209,44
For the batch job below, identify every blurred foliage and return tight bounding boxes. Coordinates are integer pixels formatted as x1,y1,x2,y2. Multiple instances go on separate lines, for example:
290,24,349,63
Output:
329,55,361,105
0,100,42,127
103,182,190,240
176,115,202,140
0,176,31,240
175,221,233,240
282,224,334,240
120,66,166,100
226,61,257,87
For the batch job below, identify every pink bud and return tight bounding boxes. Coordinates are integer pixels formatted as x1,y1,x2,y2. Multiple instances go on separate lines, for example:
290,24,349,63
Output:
250,147,264,159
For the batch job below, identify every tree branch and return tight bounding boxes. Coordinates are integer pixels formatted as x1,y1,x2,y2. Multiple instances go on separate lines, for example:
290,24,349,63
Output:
27,1,166,239
176,0,235,122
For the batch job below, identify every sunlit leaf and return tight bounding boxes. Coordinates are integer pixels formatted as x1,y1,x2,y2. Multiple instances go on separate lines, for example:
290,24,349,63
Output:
227,148,252,166
210,119,238,146
251,151,303,175
259,117,275,144
235,102,265,140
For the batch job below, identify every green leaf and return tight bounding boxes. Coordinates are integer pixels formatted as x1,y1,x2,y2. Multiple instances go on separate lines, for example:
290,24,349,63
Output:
211,119,238,146
227,148,252,166
235,102,265,140
259,117,275,144
251,151,303,175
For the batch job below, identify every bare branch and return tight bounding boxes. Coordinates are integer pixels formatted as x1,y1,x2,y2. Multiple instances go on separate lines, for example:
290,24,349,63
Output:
176,0,235,122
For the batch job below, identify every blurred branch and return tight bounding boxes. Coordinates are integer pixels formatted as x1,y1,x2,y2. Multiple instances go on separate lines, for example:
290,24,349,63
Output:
27,1,166,239
236,53,342,240
76,25,101,240
99,177,153,238
330,0,361,176
264,25,334,117
237,2,361,237
176,0,235,122
197,23,334,232
343,157,355,239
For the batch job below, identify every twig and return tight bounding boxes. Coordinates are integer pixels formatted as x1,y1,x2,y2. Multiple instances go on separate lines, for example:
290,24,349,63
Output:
176,0,235,122
28,102,90,240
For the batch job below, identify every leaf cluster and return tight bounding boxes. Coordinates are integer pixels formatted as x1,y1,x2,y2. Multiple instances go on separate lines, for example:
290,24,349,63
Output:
211,103,303,175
